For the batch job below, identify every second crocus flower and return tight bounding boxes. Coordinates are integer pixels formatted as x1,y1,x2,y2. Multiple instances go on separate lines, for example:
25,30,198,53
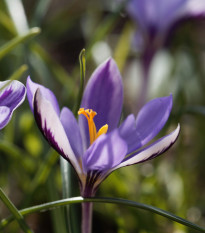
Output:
0,80,26,129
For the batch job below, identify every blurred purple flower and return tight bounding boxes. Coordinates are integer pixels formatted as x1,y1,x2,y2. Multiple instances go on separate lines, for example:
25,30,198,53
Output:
121,0,205,109
27,58,179,197
0,80,26,129
126,0,205,52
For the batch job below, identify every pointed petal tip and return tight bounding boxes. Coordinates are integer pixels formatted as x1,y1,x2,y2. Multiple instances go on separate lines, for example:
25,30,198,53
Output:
101,57,119,72
112,123,180,171
161,94,173,105
80,56,123,137
26,75,32,88
26,77,60,115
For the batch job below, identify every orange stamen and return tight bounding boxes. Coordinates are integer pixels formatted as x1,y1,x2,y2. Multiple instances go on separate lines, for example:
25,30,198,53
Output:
78,108,108,145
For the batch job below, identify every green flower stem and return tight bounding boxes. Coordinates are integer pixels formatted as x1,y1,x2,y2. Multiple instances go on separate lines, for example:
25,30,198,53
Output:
60,156,72,233
0,27,41,60
1,196,205,232
0,188,33,233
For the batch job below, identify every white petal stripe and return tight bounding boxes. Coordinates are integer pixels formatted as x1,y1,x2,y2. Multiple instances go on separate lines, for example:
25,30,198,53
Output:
34,89,82,174
113,124,180,170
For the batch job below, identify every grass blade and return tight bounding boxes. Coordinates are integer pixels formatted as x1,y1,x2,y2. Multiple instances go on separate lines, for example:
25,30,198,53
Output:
1,196,204,232
0,27,41,60
0,188,33,233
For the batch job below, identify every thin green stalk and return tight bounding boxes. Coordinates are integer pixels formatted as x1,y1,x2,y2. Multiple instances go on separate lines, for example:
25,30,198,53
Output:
73,48,86,116
1,196,204,232
47,169,68,233
0,27,41,60
0,140,34,173
28,149,59,193
8,64,28,81
0,188,33,233
60,158,81,233
29,43,75,93
60,156,72,233
5,0,29,35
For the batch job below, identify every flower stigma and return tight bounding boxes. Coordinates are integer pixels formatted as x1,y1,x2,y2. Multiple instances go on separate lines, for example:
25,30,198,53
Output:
78,108,108,145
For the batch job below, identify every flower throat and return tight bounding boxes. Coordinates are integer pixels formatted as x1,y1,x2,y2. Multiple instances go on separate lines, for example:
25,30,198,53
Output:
78,108,108,145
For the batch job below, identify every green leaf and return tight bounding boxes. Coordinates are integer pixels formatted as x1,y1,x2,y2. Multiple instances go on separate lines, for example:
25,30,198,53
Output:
30,0,51,26
4,0,29,35
114,22,132,72
86,13,119,60
0,188,33,233
0,9,16,34
60,157,75,233
28,149,59,193
0,27,41,60
8,64,28,80
47,169,68,233
1,197,204,232
183,106,205,116
0,140,34,173
29,43,75,94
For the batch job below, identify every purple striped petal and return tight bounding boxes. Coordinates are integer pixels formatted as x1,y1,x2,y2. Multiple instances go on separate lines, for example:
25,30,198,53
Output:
60,107,83,159
112,124,180,170
135,95,173,147
0,106,10,129
82,129,127,173
26,76,60,115
34,89,81,174
0,80,26,129
79,58,123,149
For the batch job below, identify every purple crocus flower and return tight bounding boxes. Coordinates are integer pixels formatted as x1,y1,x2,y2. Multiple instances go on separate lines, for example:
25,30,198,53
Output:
0,80,26,129
122,0,205,109
27,58,179,198
126,0,205,56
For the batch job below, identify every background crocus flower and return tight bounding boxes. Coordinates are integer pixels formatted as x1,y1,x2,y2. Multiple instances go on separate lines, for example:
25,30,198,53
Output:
127,0,205,53
0,80,26,129
27,58,179,197
27,58,179,233
122,0,205,110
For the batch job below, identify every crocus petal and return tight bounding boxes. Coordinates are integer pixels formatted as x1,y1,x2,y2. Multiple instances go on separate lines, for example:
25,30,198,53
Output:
79,58,123,148
83,129,127,173
119,114,141,154
34,89,81,174
156,0,187,31
127,0,186,34
135,95,173,147
112,124,180,170
0,106,10,129
0,80,26,129
120,96,172,153
26,76,60,115
60,107,83,159
183,0,205,17
0,80,26,109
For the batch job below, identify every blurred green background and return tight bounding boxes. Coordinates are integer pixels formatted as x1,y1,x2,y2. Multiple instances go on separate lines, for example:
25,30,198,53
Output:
0,0,205,232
